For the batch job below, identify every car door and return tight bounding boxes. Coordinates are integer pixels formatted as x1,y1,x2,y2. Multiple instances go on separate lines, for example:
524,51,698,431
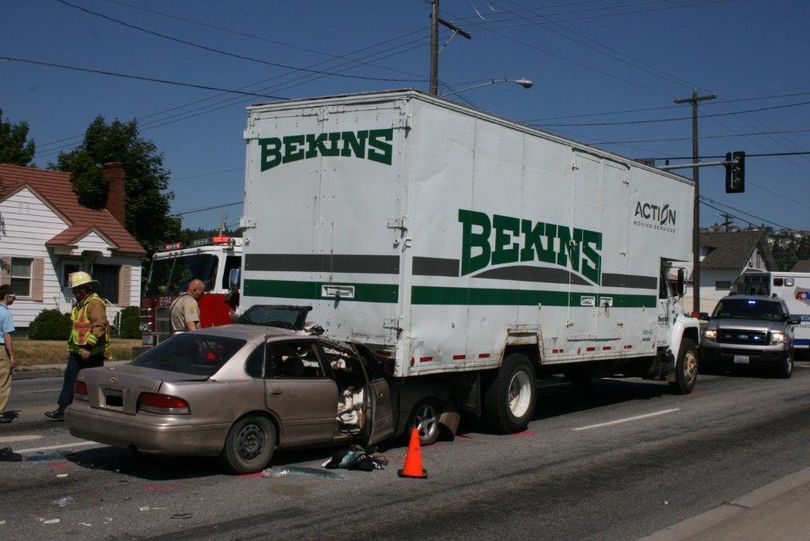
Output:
353,344,395,446
263,339,338,447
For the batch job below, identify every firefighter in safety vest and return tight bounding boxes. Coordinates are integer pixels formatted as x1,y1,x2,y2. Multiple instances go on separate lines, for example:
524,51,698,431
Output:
45,271,111,420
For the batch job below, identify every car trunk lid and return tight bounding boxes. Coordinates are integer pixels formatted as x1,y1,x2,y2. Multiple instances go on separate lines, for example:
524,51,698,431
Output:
80,364,208,415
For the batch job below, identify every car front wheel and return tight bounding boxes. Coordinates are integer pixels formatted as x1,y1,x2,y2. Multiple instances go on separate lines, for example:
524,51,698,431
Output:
220,415,276,474
777,350,793,379
669,339,698,394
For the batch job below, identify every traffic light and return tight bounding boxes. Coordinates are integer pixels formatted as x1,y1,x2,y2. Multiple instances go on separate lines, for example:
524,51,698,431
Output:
725,151,745,193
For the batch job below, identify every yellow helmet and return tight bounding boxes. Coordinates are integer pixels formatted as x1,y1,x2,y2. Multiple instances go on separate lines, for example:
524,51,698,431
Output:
68,271,98,289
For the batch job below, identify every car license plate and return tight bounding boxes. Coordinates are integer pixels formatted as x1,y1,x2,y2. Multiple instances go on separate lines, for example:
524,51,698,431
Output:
104,388,124,407
733,355,750,365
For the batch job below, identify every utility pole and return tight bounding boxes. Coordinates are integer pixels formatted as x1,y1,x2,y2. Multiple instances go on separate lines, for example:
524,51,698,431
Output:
429,0,439,95
674,91,716,314
428,0,470,95
720,212,734,232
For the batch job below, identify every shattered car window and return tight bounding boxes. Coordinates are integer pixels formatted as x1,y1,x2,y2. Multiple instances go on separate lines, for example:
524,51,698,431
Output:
132,333,246,376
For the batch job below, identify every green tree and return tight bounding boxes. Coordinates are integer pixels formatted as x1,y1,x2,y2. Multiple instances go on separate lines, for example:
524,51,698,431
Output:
54,116,181,254
0,109,36,166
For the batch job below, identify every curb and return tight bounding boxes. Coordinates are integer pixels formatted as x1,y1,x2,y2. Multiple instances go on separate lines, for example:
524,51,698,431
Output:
641,466,810,540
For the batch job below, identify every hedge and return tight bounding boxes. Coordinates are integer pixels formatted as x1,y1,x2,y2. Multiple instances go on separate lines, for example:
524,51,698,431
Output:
28,309,72,340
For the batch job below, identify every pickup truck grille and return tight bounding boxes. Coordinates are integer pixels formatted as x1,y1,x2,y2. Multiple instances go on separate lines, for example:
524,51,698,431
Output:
718,329,768,345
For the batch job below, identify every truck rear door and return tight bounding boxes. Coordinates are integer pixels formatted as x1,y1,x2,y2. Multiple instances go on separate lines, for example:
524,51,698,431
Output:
242,99,407,345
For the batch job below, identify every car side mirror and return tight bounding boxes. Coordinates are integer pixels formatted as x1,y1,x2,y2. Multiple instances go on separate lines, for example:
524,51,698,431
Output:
228,268,240,289
676,268,686,297
698,312,710,321
788,315,801,325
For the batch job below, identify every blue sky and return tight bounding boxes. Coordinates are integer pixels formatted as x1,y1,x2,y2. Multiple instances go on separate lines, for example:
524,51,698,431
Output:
2,0,809,232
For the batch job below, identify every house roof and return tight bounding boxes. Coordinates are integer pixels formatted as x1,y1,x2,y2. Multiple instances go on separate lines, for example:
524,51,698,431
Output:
701,230,775,271
790,260,810,272
0,163,146,256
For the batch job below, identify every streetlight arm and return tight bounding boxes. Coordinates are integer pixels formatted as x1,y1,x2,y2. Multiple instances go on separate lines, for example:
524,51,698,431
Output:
441,78,534,97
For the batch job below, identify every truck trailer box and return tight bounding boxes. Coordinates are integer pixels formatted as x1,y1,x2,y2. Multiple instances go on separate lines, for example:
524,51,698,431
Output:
240,90,700,431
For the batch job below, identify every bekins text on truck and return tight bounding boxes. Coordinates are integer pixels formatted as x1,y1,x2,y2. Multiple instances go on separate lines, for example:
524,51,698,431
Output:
238,89,701,434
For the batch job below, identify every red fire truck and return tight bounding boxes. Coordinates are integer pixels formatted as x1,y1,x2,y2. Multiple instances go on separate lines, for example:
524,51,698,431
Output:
140,236,242,348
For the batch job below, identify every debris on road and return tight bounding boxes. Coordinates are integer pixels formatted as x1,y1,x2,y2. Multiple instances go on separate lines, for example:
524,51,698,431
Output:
171,513,192,520
56,473,68,478
323,444,388,471
0,447,22,462
262,466,343,479
51,496,75,508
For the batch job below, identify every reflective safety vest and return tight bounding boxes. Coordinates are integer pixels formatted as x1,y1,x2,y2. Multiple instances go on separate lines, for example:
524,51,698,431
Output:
68,293,112,357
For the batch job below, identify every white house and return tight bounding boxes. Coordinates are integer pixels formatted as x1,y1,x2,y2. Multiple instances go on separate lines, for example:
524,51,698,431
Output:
0,162,146,329
681,230,775,315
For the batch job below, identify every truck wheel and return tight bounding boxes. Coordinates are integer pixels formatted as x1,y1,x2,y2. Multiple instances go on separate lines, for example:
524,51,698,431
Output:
483,353,537,433
220,415,276,474
669,339,698,395
409,400,441,446
777,350,793,379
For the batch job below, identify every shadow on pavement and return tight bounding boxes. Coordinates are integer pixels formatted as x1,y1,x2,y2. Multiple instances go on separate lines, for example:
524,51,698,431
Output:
65,446,224,480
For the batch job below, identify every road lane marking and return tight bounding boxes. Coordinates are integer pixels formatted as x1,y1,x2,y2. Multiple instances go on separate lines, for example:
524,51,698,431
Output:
17,441,100,454
572,408,680,431
0,435,43,444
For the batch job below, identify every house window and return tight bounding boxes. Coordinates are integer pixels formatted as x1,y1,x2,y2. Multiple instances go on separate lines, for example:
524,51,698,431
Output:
11,257,32,297
93,264,120,303
63,263,80,287
715,281,732,291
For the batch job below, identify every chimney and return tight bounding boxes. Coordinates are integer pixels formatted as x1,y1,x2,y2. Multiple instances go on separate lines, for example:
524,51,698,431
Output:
103,162,126,225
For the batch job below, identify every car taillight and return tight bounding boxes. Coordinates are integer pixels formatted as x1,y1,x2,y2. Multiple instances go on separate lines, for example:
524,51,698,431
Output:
74,381,88,401
138,393,190,415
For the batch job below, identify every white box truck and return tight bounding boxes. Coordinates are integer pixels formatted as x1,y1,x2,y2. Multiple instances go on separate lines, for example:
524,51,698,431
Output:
740,270,810,354
239,89,701,433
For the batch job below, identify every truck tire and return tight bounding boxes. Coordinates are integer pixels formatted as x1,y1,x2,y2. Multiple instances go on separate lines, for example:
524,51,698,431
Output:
409,399,442,446
669,339,698,395
220,415,276,474
483,353,537,433
777,350,793,379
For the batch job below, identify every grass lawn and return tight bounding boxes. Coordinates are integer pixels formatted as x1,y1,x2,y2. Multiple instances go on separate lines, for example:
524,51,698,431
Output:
12,337,141,366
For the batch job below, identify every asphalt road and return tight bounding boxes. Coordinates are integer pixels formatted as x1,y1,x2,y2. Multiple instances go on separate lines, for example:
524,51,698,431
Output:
2,365,810,539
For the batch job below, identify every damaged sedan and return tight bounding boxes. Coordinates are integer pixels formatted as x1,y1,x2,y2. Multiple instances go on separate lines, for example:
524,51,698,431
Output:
65,324,454,473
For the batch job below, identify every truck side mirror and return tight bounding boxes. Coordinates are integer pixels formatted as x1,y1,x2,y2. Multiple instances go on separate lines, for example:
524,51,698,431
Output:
698,312,710,321
676,268,686,297
229,268,240,289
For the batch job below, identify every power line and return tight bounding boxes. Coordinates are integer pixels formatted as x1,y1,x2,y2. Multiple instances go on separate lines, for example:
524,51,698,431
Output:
0,55,289,99
593,128,810,145
523,90,810,122
700,195,792,230
102,0,425,81
171,167,244,182
535,99,810,127
642,151,810,160
173,201,242,217
56,0,423,84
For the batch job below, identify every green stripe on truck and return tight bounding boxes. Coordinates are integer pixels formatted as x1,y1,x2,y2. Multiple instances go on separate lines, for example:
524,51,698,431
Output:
244,279,656,308
410,286,656,307
244,279,399,303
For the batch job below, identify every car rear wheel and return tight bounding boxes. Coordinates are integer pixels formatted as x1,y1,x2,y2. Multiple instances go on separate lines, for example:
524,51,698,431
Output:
409,400,441,446
220,415,276,474
669,339,698,394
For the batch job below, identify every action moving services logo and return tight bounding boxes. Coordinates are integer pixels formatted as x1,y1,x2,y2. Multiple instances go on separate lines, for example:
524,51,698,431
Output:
632,201,677,234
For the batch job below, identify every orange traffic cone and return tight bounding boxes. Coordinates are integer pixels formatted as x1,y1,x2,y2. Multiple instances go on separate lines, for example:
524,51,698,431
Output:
398,427,428,479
